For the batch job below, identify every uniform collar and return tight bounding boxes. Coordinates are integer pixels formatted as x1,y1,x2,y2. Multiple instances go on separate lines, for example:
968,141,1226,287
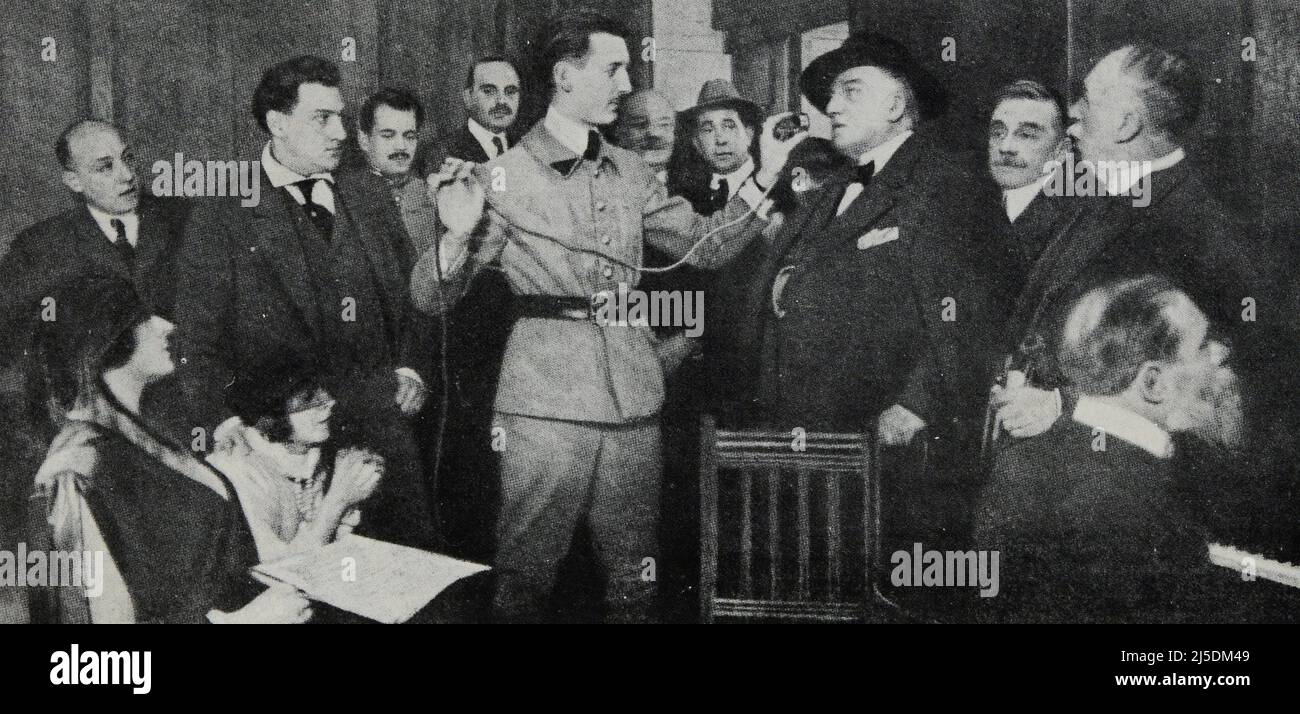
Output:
543,107,595,157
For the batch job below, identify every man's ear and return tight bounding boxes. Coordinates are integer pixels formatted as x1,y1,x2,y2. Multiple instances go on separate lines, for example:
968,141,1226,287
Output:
1114,109,1142,144
265,109,288,137
886,89,906,123
1137,362,1168,403
357,129,372,154
61,170,83,195
461,88,474,112
554,61,572,95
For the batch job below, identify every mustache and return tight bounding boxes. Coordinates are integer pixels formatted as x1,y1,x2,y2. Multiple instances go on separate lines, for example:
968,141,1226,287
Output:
991,158,1028,168
489,104,513,115
639,136,670,151
388,152,411,161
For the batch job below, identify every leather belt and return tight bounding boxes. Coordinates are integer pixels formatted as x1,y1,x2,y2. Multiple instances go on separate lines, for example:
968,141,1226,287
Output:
514,295,593,321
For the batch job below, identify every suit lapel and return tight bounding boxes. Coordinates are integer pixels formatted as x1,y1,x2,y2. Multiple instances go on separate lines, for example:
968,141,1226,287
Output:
812,135,923,259
250,176,325,337
133,199,169,279
72,206,130,279
334,176,400,345
457,128,491,163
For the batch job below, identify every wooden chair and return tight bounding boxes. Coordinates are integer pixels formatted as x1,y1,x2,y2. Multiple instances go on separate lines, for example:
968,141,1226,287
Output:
698,415,897,623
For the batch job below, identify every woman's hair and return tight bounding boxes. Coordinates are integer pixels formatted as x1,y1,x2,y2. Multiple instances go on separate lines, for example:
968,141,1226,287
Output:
230,354,328,444
39,277,151,414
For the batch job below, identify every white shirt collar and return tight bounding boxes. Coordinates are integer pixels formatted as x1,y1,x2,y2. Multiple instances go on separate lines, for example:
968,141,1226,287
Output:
543,107,595,157
710,157,755,197
467,118,509,158
261,142,333,189
86,203,139,247
856,130,913,173
1072,395,1174,459
1100,147,1185,196
1003,174,1050,222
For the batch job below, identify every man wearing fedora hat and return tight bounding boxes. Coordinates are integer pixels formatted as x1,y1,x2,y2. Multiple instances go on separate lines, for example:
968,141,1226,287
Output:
752,32,1000,572
668,79,763,215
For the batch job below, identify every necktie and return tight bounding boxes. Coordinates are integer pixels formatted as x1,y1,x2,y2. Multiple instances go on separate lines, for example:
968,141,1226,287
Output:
109,218,134,272
712,178,730,212
492,136,506,157
293,178,334,239
551,131,603,174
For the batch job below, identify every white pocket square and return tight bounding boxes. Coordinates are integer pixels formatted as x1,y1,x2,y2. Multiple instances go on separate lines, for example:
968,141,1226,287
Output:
857,227,899,249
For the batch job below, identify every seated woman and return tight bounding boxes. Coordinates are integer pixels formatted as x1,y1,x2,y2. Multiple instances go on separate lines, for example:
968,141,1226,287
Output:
27,277,311,624
208,357,384,563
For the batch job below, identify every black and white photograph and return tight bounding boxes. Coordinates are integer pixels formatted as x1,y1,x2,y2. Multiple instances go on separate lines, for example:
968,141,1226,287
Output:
1,0,1299,675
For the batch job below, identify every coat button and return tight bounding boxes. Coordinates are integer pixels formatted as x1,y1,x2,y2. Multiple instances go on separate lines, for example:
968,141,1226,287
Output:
600,234,611,245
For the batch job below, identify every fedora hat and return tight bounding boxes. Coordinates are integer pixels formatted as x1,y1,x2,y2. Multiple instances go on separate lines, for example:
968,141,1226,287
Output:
800,32,948,119
680,79,762,128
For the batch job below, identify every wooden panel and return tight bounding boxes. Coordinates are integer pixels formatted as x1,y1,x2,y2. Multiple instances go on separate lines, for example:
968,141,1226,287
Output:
0,1,91,247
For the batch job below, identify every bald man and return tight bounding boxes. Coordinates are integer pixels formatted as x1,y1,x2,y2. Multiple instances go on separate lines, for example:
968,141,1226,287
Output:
0,119,191,623
0,120,191,423
612,89,676,183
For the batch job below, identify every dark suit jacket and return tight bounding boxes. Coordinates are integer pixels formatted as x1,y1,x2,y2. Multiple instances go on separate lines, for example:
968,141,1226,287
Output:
974,415,1299,623
1008,160,1256,362
173,169,431,433
751,130,1000,451
988,187,1072,333
0,197,190,367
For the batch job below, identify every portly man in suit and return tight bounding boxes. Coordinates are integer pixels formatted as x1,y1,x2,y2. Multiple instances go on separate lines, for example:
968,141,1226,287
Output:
413,58,523,562
173,55,436,550
974,275,1297,623
993,44,1257,446
419,9,800,622
0,120,191,440
752,32,999,573
611,89,676,184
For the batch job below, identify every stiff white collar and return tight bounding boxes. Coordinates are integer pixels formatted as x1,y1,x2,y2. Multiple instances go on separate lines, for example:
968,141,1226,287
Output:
261,142,334,189
1100,147,1185,196
1003,174,1050,223
543,107,594,157
467,117,509,158
855,130,913,173
86,203,139,246
1072,395,1174,459
710,157,755,197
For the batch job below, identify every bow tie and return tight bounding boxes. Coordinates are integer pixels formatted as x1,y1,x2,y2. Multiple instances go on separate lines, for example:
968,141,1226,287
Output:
852,161,876,186
552,130,602,174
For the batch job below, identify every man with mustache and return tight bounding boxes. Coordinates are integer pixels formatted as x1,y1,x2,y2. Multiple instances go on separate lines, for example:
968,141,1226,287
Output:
612,89,676,184
173,55,437,551
417,9,799,622
357,88,432,254
985,79,1073,309
412,57,523,562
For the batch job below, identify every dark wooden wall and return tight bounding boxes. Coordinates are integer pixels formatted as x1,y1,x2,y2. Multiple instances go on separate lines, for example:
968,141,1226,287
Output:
0,0,652,250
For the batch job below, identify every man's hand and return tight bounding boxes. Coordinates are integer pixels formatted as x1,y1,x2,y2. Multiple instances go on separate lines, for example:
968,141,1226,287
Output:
878,404,926,446
755,112,810,189
992,385,1060,438
394,371,427,415
213,417,252,456
430,157,485,236
213,584,312,624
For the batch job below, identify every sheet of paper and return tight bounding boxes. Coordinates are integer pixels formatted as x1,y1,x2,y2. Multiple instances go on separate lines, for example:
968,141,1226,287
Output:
252,534,490,623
